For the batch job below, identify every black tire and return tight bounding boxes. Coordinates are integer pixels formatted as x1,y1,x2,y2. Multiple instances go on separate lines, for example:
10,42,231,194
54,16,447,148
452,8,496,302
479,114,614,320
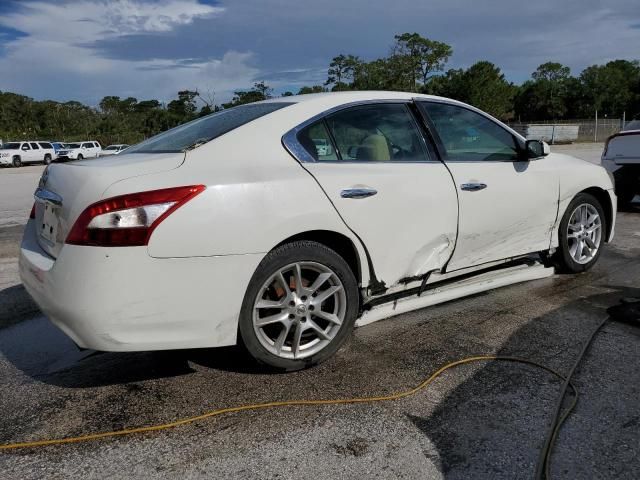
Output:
76,154,83,161
43,154,52,165
12,156,21,168
552,193,606,273
238,240,359,371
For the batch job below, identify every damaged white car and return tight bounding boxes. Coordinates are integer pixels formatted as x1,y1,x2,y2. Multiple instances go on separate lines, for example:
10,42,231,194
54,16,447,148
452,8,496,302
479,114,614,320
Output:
20,92,616,370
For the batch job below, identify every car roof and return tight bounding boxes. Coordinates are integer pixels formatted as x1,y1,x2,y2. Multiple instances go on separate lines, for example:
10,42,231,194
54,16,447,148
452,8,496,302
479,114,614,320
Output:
260,90,443,105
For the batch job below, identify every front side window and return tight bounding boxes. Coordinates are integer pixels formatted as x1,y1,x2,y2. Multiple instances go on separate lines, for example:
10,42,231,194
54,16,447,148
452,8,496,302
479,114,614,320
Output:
322,103,428,162
127,102,292,154
82,142,93,148
21,143,31,150
423,102,520,161
39,142,53,149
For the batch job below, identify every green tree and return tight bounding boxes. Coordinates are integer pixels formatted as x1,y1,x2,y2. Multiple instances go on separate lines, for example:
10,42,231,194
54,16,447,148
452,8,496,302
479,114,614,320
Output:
392,33,452,92
431,61,516,119
325,54,360,91
297,85,327,95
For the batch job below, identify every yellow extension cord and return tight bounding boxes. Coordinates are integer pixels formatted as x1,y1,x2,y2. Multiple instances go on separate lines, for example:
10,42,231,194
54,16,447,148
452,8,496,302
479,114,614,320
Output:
0,355,574,451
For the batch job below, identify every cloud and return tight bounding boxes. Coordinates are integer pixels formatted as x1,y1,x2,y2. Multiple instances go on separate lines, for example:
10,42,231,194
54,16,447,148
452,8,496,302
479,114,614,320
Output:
0,0,639,104
0,0,258,104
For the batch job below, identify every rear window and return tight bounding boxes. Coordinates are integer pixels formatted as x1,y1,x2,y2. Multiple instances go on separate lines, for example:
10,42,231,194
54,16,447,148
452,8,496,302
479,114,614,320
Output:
126,102,292,154
607,133,640,158
2,142,21,149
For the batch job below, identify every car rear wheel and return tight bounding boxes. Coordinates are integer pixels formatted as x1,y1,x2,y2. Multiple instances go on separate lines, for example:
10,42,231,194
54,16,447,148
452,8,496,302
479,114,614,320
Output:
43,154,52,165
12,156,21,168
239,240,358,371
552,193,605,273
77,154,83,161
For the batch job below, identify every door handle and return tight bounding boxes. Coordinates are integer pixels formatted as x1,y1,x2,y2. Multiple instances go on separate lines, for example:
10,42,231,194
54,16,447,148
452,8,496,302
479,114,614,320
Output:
340,187,378,199
460,183,487,192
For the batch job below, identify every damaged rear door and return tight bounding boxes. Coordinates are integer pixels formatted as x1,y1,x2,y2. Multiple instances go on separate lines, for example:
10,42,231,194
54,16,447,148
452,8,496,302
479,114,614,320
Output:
295,101,458,288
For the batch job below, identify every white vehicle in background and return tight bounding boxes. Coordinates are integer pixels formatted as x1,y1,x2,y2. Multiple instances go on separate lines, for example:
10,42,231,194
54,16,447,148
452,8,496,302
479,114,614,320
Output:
602,129,640,206
100,144,129,156
56,141,102,161
0,141,55,167
20,92,616,371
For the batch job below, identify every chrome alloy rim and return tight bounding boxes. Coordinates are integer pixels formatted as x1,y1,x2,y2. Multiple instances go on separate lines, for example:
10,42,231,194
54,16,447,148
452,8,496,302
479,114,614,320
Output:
252,262,346,360
567,203,602,264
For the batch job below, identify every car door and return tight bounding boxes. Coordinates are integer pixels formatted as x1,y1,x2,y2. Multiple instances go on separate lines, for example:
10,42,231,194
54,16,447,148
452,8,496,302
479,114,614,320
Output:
81,142,93,157
29,142,42,162
418,100,559,271
20,142,32,161
293,102,459,288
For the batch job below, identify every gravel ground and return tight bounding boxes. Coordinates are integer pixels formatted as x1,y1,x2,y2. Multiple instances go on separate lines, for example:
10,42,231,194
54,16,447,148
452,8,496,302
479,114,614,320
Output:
0,147,638,479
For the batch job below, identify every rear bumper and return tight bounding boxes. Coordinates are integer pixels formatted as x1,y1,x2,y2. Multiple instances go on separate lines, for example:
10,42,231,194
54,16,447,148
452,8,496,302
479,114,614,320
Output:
19,220,263,351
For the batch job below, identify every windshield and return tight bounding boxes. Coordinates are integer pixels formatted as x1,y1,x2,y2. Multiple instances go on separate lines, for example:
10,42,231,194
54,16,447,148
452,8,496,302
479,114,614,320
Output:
105,145,118,150
67,143,80,149
623,120,640,131
126,102,292,154
2,143,21,149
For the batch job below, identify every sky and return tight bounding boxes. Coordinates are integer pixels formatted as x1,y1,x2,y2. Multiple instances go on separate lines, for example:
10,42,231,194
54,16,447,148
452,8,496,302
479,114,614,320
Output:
0,0,639,107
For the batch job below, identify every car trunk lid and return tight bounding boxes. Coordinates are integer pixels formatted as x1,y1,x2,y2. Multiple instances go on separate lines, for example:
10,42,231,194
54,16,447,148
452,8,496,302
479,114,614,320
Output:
33,152,185,258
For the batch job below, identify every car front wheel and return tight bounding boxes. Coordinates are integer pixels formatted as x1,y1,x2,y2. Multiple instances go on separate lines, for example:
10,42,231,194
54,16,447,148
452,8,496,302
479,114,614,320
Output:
553,193,606,273
239,240,358,371
12,156,21,168
44,154,52,165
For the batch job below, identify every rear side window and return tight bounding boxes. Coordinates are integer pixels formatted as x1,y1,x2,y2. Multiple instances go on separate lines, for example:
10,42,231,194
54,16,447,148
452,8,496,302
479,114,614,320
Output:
298,122,338,161
323,104,429,162
423,102,519,161
126,103,293,154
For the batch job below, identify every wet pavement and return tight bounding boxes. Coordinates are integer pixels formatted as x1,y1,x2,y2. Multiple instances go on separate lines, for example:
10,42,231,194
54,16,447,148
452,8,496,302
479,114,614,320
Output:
0,206,638,479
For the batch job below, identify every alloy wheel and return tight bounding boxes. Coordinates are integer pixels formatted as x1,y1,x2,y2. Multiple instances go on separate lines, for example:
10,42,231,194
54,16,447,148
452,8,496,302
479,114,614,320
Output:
566,203,602,264
252,261,346,360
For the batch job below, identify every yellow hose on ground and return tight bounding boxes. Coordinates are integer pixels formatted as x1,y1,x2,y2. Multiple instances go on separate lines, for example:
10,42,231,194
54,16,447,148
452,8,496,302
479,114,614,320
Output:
0,355,573,451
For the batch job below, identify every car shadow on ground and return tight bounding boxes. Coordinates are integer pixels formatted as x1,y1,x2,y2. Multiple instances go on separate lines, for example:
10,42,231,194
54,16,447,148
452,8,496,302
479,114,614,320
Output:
406,284,640,478
0,284,40,330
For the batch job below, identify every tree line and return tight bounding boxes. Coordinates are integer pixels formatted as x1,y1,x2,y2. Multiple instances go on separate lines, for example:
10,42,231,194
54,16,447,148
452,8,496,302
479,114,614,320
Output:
1,32,638,146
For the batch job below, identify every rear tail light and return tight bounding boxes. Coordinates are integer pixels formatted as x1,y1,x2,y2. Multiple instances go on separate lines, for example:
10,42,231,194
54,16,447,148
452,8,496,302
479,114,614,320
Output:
66,185,205,247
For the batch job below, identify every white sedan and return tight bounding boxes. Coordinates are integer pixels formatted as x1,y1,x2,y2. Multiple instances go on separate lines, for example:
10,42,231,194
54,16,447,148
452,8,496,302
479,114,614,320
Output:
20,92,616,370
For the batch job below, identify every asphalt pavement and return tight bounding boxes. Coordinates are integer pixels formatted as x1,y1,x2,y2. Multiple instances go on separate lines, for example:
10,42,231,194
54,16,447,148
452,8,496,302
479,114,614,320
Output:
0,147,639,479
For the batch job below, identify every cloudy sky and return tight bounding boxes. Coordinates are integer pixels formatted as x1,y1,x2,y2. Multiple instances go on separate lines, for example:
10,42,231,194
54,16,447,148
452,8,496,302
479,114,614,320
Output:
0,0,639,106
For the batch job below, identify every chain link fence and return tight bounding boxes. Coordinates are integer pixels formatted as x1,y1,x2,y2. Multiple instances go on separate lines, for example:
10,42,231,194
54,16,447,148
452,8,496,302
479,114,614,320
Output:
507,118,625,143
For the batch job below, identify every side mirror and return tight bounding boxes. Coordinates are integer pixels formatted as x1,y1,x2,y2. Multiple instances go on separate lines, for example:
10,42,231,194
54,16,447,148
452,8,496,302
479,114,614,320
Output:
22,146,28,151
525,140,550,159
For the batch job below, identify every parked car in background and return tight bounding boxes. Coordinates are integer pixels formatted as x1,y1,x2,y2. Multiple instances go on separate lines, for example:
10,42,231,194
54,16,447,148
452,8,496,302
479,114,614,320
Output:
56,141,102,161
602,129,639,206
100,144,129,156
0,141,55,167
21,92,616,370
51,142,67,157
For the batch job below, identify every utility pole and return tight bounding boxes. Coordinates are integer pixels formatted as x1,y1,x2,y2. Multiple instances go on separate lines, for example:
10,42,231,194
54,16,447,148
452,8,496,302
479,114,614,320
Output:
594,110,598,143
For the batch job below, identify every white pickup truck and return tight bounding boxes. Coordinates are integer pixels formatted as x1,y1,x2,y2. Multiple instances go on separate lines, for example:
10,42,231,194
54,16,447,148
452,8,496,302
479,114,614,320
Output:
0,141,56,167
